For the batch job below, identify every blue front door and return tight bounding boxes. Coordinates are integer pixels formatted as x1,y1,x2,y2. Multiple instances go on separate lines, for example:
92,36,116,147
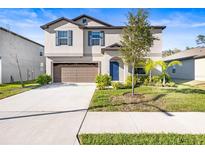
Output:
110,61,119,81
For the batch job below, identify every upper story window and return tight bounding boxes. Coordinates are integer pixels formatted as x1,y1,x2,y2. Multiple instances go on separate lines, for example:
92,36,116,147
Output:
88,31,105,46
40,51,43,56
56,30,73,46
82,18,88,25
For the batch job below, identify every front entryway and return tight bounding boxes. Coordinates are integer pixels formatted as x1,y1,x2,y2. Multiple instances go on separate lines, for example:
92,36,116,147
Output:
110,61,119,81
53,63,98,83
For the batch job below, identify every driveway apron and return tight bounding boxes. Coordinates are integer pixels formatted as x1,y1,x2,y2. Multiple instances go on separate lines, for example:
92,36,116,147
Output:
0,83,96,144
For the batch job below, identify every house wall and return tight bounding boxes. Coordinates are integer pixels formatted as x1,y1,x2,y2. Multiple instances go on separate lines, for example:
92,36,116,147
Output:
167,59,195,80
44,21,84,57
83,28,163,58
0,58,2,84
195,57,205,81
45,21,163,58
83,29,121,56
0,29,45,83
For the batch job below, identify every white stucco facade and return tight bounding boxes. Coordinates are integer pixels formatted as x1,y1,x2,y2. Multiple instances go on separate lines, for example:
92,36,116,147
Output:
195,57,205,81
0,28,45,83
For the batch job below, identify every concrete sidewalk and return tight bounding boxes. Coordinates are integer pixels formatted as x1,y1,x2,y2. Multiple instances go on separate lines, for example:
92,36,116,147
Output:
80,112,205,134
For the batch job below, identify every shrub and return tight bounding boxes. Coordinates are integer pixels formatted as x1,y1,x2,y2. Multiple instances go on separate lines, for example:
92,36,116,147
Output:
155,81,163,87
138,75,148,84
95,74,111,89
166,82,176,87
125,75,138,88
165,74,172,83
36,74,52,85
111,82,124,90
143,78,149,86
96,82,106,90
152,75,162,83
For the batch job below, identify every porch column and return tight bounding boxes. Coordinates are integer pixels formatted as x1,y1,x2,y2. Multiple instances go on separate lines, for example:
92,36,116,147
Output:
101,54,110,75
124,64,129,82
46,57,53,82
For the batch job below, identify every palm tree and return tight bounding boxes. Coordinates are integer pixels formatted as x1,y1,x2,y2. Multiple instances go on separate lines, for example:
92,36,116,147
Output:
144,59,156,82
155,60,182,86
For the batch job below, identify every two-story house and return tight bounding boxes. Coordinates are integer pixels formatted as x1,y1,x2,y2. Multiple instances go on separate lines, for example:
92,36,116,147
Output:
41,14,166,83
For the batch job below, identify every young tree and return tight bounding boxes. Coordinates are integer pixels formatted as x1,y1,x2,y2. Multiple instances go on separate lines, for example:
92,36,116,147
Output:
120,9,155,96
162,48,181,57
155,60,182,86
6,25,24,88
196,35,205,46
144,59,156,82
15,55,24,88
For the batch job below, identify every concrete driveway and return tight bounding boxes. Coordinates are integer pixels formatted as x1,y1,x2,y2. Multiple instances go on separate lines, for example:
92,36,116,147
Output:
0,83,96,144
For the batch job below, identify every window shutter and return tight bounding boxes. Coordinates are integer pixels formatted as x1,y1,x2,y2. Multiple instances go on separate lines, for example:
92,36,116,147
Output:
68,30,73,46
100,31,105,46
88,31,92,46
56,31,59,46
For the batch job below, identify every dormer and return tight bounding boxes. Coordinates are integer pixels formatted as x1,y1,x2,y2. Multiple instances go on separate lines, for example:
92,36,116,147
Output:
72,14,112,27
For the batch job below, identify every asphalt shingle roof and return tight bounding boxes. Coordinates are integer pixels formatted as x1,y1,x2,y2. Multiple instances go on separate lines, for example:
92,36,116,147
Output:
163,47,205,61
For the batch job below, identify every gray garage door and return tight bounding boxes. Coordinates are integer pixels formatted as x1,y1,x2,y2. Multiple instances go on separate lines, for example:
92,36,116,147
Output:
53,63,98,82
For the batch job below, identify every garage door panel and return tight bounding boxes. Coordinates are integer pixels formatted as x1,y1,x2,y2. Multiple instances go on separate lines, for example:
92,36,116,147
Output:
53,63,98,82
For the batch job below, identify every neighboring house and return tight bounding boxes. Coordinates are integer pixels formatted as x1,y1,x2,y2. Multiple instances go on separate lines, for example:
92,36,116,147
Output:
163,47,205,81
0,27,45,84
41,14,166,83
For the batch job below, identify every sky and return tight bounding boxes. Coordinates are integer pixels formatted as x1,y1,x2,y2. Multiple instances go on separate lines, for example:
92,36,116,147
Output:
1,8,205,51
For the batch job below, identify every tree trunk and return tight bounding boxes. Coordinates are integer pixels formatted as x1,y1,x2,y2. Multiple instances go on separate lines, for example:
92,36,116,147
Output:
163,75,166,87
132,62,135,96
16,55,24,88
149,70,152,82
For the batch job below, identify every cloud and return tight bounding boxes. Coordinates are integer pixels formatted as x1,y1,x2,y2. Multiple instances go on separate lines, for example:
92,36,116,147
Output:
191,22,205,27
40,9,57,20
83,8,102,14
17,10,37,18
151,12,205,28
0,16,42,29
15,20,42,28
0,9,38,19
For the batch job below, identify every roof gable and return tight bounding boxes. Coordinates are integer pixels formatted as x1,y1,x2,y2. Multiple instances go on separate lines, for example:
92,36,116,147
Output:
40,17,83,30
72,14,112,27
101,43,121,53
41,15,166,31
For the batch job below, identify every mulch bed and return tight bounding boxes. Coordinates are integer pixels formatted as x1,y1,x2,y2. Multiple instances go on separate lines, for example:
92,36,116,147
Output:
111,92,147,104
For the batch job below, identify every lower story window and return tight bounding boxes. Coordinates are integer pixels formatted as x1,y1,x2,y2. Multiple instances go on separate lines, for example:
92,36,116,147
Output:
172,67,176,73
135,68,146,75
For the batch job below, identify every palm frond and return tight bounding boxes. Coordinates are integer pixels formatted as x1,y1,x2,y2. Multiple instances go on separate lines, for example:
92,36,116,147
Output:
144,59,155,74
168,60,182,67
155,60,167,71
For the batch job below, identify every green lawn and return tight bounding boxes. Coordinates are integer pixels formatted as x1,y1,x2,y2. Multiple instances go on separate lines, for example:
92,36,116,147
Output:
0,81,40,100
79,133,205,145
89,85,205,112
